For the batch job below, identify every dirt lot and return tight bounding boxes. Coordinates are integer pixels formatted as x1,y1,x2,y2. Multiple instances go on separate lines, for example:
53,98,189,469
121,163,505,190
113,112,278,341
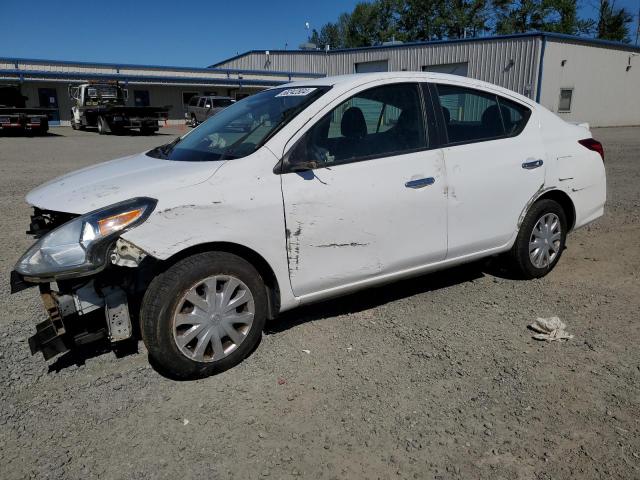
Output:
0,126,638,479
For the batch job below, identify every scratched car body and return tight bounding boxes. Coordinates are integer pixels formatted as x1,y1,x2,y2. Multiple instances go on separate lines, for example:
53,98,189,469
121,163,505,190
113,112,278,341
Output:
11,73,606,379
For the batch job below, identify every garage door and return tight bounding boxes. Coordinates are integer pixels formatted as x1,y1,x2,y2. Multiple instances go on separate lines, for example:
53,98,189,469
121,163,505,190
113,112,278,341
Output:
355,60,389,73
422,62,469,77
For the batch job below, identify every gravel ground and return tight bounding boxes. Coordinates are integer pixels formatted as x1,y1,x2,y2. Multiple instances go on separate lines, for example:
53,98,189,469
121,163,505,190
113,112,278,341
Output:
1,126,638,479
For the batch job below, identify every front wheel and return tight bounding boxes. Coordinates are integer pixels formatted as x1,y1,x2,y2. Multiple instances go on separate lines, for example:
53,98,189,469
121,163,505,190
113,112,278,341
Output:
97,116,107,135
506,199,567,279
140,252,267,379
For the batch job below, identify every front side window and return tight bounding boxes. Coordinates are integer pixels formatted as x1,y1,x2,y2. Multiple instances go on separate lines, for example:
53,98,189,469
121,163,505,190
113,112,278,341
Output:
287,83,426,169
436,84,530,144
148,86,329,162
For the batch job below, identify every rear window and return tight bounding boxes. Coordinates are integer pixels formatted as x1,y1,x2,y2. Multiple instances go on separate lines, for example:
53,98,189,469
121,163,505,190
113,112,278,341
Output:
436,84,531,144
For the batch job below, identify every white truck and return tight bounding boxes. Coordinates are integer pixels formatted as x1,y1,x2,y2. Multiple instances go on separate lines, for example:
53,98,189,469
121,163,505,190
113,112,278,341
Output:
69,82,169,135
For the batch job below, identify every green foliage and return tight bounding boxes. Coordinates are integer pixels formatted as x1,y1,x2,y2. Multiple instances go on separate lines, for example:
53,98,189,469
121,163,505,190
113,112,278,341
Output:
596,0,633,42
307,0,633,49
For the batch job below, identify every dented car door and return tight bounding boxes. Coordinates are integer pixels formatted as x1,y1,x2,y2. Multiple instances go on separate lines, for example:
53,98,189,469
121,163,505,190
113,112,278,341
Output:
280,82,447,297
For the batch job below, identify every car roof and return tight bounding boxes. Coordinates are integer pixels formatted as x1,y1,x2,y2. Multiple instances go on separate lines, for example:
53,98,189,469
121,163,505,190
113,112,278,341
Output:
280,71,536,107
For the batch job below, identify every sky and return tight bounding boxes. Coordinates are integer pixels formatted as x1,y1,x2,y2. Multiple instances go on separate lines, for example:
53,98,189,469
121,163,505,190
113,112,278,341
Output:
0,0,638,68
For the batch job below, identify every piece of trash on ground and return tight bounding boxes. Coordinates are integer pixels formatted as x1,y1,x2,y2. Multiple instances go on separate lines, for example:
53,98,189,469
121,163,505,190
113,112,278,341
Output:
528,316,574,341
301,349,311,354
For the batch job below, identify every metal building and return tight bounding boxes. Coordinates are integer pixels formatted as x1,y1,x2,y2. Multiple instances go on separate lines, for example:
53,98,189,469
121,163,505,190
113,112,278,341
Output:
211,33,640,127
0,58,323,126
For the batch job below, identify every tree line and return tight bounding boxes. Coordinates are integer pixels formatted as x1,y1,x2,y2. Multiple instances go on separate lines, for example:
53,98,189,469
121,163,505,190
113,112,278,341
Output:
308,0,636,49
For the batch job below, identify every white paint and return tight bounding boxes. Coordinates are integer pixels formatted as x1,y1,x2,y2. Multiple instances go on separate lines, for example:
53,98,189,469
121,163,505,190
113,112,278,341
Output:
25,72,606,314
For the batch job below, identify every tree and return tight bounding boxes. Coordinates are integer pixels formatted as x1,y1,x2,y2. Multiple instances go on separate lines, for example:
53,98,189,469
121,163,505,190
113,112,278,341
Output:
398,0,448,40
596,0,632,42
492,0,590,35
442,0,490,39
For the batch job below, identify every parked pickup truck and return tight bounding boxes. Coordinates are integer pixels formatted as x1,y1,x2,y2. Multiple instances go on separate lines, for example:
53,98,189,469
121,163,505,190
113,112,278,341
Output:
186,95,234,127
69,82,169,135
0,85,51,135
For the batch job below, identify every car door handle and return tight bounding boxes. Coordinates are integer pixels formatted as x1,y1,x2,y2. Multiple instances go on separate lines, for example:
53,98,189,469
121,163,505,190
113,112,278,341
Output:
522,159,544,170
405,177,435,189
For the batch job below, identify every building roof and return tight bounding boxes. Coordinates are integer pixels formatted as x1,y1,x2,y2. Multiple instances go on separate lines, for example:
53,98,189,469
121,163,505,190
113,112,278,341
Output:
209,31,640,67
0,57,324,88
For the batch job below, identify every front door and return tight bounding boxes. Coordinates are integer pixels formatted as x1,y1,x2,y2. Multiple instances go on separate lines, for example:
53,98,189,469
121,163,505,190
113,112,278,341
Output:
280,82,447,297
432,83,547,258
38,88,59,125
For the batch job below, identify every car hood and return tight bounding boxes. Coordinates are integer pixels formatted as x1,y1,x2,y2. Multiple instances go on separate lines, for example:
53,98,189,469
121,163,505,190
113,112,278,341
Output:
26,151,223,214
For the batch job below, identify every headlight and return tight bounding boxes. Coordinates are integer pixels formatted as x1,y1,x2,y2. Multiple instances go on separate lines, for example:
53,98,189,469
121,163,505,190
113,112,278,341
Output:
15,197,156,280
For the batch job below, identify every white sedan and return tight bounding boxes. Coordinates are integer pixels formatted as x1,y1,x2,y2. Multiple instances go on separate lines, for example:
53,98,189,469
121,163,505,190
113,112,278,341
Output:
12,73,606,378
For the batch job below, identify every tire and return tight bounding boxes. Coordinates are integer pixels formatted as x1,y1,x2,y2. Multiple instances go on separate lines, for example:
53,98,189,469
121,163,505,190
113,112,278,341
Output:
97,116,107,135
71,121,78,130
140,252,267,379
506,199,567,279
190,114,197,127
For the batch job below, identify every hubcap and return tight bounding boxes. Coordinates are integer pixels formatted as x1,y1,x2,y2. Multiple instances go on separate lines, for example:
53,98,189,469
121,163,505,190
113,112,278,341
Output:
529,213,562,268
172,275,255,363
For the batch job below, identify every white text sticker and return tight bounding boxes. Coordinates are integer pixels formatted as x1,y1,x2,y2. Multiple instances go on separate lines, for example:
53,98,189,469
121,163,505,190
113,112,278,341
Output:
275,88,317,97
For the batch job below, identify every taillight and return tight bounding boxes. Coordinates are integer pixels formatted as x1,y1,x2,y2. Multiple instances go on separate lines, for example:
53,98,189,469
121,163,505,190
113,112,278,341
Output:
578,138,604,162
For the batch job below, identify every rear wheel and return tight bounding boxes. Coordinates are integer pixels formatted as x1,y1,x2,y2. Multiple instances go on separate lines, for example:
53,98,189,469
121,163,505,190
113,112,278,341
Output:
506,199,567,279
141,252,267,379
190,114,198,127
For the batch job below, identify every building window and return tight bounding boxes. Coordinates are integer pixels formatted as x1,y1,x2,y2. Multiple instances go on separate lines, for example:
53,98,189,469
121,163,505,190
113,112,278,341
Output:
133,90,150,107
558,88,573,113
354,60,388,73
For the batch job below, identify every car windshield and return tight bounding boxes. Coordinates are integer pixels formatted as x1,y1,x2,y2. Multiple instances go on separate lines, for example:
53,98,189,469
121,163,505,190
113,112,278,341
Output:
148,86,330,162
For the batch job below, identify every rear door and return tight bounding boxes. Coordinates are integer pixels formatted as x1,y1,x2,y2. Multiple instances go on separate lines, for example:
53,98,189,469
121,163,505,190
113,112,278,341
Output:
431,83,546,258
279,82,447,297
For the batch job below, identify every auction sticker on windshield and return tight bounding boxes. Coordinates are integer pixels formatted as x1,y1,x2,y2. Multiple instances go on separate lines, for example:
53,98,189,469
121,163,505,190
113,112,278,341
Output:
275,88,317,97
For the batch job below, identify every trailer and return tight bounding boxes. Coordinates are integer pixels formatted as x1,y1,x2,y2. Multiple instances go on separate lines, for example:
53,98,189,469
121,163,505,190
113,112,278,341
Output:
69,82,169,135
0,86,50,135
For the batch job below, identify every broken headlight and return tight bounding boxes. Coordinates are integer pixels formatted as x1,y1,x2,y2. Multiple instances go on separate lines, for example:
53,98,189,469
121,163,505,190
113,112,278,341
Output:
15,197,156,281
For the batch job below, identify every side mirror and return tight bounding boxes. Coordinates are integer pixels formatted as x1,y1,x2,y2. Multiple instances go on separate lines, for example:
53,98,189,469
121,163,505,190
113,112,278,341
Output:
284,139,318,173
205,103,212,109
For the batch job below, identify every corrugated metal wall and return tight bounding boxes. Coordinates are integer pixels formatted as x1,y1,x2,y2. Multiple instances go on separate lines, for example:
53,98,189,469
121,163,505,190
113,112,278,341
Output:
215,37,542,98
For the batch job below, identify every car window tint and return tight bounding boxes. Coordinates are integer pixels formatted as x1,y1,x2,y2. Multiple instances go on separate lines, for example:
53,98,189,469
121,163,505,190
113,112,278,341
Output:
292,83,426,168
213,99,233,108
497,96,531,135
198,98,206,108
437,84,505,143
189,96,199,106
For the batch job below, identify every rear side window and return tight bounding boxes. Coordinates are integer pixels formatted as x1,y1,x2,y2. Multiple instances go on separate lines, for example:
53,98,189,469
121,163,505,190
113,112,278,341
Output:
436,84,530,144
213,98,233,108
288,83,427,169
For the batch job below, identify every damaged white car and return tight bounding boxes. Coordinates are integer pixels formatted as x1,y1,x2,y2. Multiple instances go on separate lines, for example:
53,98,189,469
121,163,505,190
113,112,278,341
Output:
11,73,606,379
